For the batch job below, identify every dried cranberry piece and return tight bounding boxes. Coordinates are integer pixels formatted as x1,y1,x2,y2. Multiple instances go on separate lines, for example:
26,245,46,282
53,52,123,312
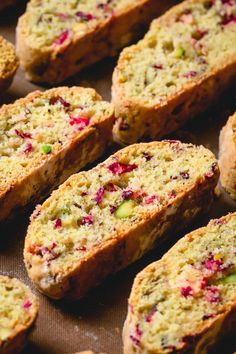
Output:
76,11,96,21
54,30,70,45
76,246,87,251
222,14,236,25
24,143,33,154
203,313,215,320
181,286,194,297
145,306,157,322
153,64,164,70
203,253,223,272
122,190,134,200
180,171,190,179
95,187,105,204
15,129,32,139
205,286,221,303
142,152,153,161
145,194,159,205
54,218,62,229
107,162,138,175
110,205,117,214
23,300,32,309
69,116,90,130
50,96,70,108
183,71,198,78
81,214,94,226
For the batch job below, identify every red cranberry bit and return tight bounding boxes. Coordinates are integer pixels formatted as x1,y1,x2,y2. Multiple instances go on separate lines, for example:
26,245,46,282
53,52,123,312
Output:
169,190,177,198
181,286,194,298
81,214,94,226
203,253,223,272
109,205,116,214
107,162,138,175
142,152,153,161
122,190,134,200
180,171,190,179
203,313,215,320
145,194,159,205
76,246,87,251
205,286,221,304
23,300,32,309
153,64,164,70
145,306,157,322
54,30,70,45
213,217,226,225
76,11,96,21
183,71,198,78
32,209,41,220
54,218,62,229
24,142,33,154
205,162,217,179
69,116,90,130
15,129,32,139
222,14,236,25
221,0,234,5
81,192,87,197
192,29,208,40
95,187,105,204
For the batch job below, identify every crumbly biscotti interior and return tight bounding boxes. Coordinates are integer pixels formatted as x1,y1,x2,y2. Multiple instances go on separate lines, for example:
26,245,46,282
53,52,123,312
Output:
0,36,17,79
0,87,112,195
22,0,143,48
116,0,236,105
128,213,236,353
25,141,217,276
0,276,37,343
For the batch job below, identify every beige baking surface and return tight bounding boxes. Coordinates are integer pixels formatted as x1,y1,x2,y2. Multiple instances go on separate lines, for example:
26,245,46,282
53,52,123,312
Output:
0,2,236,354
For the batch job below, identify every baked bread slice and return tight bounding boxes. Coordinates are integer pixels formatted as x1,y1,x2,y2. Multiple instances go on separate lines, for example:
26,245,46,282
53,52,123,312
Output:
16,0,178,84
219,112,236,199
24,140,219,300
0,86,114,222
112,0,236,145
0,275,38,354
123,212,236,354
0,36,18,93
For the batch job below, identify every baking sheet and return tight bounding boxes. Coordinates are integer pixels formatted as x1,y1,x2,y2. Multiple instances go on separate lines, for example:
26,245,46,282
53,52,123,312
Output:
0,2,236,353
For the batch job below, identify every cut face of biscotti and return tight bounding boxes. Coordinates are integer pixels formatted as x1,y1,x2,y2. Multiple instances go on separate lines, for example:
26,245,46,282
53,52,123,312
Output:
124,212,236,354
0,86,114,222
0,275,38,354
0,36,18,93
16,0,178,84
219,111,236,199
24,141,219,300
112,0,236,145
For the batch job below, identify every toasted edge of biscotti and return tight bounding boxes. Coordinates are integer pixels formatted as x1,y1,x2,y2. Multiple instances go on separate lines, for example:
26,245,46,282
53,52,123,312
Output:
0,275,38,354
219,112,236,199
123,212,236,354
16,0,178,84
0,86,114,222
112,0,236,145
0,36,18,92
24,141,219,300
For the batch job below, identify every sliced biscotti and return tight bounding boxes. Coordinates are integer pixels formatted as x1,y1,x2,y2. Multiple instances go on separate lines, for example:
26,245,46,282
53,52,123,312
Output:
0,275,38,354
219,112,236,199
0,36,18,93
16,0,178,84
0,86,114,222
24,140,219,300
112,0,236,145
124,212,236,354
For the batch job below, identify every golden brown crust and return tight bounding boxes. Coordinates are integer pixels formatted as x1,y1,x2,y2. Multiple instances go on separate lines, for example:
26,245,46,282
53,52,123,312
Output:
24,142,219,300
0,87,114,222
112,0,236,145
219,113,236,199
16,0,178,84
0,36,18,93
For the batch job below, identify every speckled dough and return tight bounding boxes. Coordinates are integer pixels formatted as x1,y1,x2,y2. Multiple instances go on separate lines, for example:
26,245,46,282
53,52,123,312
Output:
112,0,236,145
0,86,114,222
124,212,236,354
24,141,219,300
219,112,236,199
16,0,178,84
0,275,38,354
0,36,18,92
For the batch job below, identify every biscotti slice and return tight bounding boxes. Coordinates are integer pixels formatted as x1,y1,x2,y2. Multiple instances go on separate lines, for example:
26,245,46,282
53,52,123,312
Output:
0,275,38,354
24,140,219,300
16,0,178,84
0,86,114,222
123,212,236,354
112,0,236,145
0,36,18,93
219,112,236,199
